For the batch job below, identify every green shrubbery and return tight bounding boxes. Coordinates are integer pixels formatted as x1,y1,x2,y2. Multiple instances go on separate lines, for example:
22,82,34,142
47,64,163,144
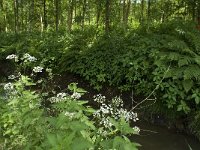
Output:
0,53,140,149
60,20,200,138
62,20,200,114
1,19,200,140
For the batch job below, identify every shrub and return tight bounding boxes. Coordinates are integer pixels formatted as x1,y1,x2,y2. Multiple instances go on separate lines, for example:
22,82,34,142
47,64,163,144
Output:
0,53,140,150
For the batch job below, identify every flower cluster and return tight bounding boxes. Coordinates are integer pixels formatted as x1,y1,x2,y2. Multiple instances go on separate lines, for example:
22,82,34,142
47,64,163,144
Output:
57,92,67,99
93,95,139,130
93,94,106,104
112,96,123,107
99,117,113,128
49,92,68,103
71,92,81,99
64,111,76,119
33,66,43,73
23,53,37,62
6,54,18,62
8,75,16,80
8,72,21,80
115,108,139,122
133,126,140,133
4,82,14,91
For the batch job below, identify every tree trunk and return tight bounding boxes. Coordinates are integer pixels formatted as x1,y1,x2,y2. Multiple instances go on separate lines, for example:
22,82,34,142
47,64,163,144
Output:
29,0,35,31
197,1,200,30
55,0,59,31
192,0,196,21
14,0,19,33
0,0,3,32
82,0,87,27
122,0,126,24
147,0,151,21
140,0,144,24
67,0,74,31
20,0,24,31
125,0,131,26
96,0,101,28
105,0,111,33
43,0,47,30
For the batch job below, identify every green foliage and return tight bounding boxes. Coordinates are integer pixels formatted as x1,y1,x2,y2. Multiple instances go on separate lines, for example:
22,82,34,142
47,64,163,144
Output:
60,19,200,116
0,54,139,149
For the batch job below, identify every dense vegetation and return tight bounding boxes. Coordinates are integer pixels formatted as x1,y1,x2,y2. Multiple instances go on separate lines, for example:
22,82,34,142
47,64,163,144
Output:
1,0,200,149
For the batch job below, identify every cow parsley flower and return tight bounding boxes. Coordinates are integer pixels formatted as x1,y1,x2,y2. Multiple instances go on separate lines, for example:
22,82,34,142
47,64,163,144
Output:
4,82,14,91
57,92,67,99
33,66,43,73
64,111,76,119
71,92,81,99
23,53,37,62
133,126,140,133
6,54,18,62
93,94,106,103
100,117,113,128
112,96,123,107
8,75,16,80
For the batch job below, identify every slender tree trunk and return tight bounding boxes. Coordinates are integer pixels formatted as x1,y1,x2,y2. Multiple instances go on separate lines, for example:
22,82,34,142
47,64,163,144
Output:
29,0,35,31
14,0,19,33
125,0,131,26
147,0,151,21
55,0,59,31
67,0,73,31
131,0,137,23
197,1,200,30
82,0,87,27
0,0,3,32
20,0,24,31
43,0,47,30
96,0,101,28
140,0,144,24
122,0,126,24
192,0,196,21
105,0,111,33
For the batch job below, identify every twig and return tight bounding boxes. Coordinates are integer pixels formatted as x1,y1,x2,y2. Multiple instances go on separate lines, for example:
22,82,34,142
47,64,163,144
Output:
130,65,171,111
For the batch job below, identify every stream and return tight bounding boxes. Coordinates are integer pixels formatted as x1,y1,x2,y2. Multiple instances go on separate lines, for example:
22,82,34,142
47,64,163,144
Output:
132,121,200,150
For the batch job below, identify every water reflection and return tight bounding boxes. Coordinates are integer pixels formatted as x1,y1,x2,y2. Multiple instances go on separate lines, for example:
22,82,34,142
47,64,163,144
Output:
131,121,200,150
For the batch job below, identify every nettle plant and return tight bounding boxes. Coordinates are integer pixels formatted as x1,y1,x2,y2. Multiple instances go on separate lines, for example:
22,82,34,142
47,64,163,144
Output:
0,54,140,150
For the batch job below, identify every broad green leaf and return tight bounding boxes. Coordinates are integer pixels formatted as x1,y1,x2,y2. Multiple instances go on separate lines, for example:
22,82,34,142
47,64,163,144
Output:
182,80,193,93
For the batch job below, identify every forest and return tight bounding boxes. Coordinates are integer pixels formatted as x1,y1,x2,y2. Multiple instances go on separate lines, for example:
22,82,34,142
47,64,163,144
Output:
1,0,200,149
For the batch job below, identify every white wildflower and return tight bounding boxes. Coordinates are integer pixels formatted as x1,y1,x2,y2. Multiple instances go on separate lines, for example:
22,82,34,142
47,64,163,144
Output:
23,53,37,62
100,104,110,114
8,75,16,80
64,111,75,119
71,92,81,99
93,94,106,103
33,66,43,73
100,117,113,128
4,82,14,91
97,129,108,137
93,110,101,118
28,56,37,62
112,96,123,107
49,97,58,103
115,109,138,122
57,92,67,99
133,126,140,133
6,54,18,62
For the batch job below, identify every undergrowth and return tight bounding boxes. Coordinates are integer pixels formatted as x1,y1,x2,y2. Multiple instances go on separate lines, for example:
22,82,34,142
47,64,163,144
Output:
1,19,200,140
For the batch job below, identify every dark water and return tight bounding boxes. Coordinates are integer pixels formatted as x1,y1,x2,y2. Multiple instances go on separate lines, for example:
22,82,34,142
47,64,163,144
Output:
131,121,200,150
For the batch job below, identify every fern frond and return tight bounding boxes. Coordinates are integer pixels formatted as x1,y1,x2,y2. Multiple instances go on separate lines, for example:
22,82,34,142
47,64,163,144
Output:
183,65,200,80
